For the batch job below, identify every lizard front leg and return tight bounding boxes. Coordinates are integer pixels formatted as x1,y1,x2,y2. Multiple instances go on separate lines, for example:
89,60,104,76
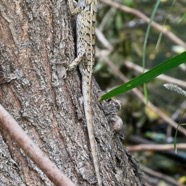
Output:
67,52,85,71
67,0,85,71
68,0,81,16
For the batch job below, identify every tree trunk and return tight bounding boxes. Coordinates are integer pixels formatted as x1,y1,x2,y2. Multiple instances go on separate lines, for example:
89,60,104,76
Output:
0,0,144,185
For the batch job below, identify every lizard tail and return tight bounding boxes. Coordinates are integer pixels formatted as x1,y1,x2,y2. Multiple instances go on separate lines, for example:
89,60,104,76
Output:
82,75,102,186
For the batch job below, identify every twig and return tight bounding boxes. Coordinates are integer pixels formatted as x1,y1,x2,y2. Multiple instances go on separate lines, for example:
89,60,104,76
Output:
100,0,186,49
141,165,183,186
96,28,113,50
98,7,114,32
127,143,186,152
0,104,75,186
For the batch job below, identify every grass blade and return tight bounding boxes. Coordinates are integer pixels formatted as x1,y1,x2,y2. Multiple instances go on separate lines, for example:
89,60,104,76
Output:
99,52,186,101
142,0,160,103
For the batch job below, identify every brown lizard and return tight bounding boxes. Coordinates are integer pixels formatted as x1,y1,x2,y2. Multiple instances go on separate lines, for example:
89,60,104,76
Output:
67,0,102,185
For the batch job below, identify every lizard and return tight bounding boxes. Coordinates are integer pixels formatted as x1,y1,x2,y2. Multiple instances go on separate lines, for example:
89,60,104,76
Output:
67,0,102,185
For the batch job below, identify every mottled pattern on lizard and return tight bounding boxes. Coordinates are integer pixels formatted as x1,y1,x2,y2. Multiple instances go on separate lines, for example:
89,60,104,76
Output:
68,0,102,185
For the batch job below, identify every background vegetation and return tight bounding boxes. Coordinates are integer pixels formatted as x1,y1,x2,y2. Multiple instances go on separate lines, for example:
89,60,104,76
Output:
96,0,186,185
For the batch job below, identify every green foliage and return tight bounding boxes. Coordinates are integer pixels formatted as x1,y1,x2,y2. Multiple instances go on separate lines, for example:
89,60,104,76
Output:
99,52,186,101
142,0,160,102
122,0,134,7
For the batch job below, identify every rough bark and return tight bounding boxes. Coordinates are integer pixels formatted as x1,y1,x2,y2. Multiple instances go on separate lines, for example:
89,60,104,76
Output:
0,0,144,185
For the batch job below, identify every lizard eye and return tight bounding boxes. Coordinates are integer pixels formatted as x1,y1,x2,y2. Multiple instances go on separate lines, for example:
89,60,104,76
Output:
79,1,86,9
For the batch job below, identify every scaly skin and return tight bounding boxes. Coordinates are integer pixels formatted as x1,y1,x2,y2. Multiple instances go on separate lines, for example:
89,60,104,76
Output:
68,0,102,185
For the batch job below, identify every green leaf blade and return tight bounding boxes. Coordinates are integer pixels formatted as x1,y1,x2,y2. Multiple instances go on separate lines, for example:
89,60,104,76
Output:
99,52,186,101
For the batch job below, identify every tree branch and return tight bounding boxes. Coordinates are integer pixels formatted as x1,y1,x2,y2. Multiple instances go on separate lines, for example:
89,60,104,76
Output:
0,104,75,186
127,143,186,152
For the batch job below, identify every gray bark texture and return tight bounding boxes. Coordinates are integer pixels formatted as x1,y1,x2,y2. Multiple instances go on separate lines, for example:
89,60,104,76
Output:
0,0,144,185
